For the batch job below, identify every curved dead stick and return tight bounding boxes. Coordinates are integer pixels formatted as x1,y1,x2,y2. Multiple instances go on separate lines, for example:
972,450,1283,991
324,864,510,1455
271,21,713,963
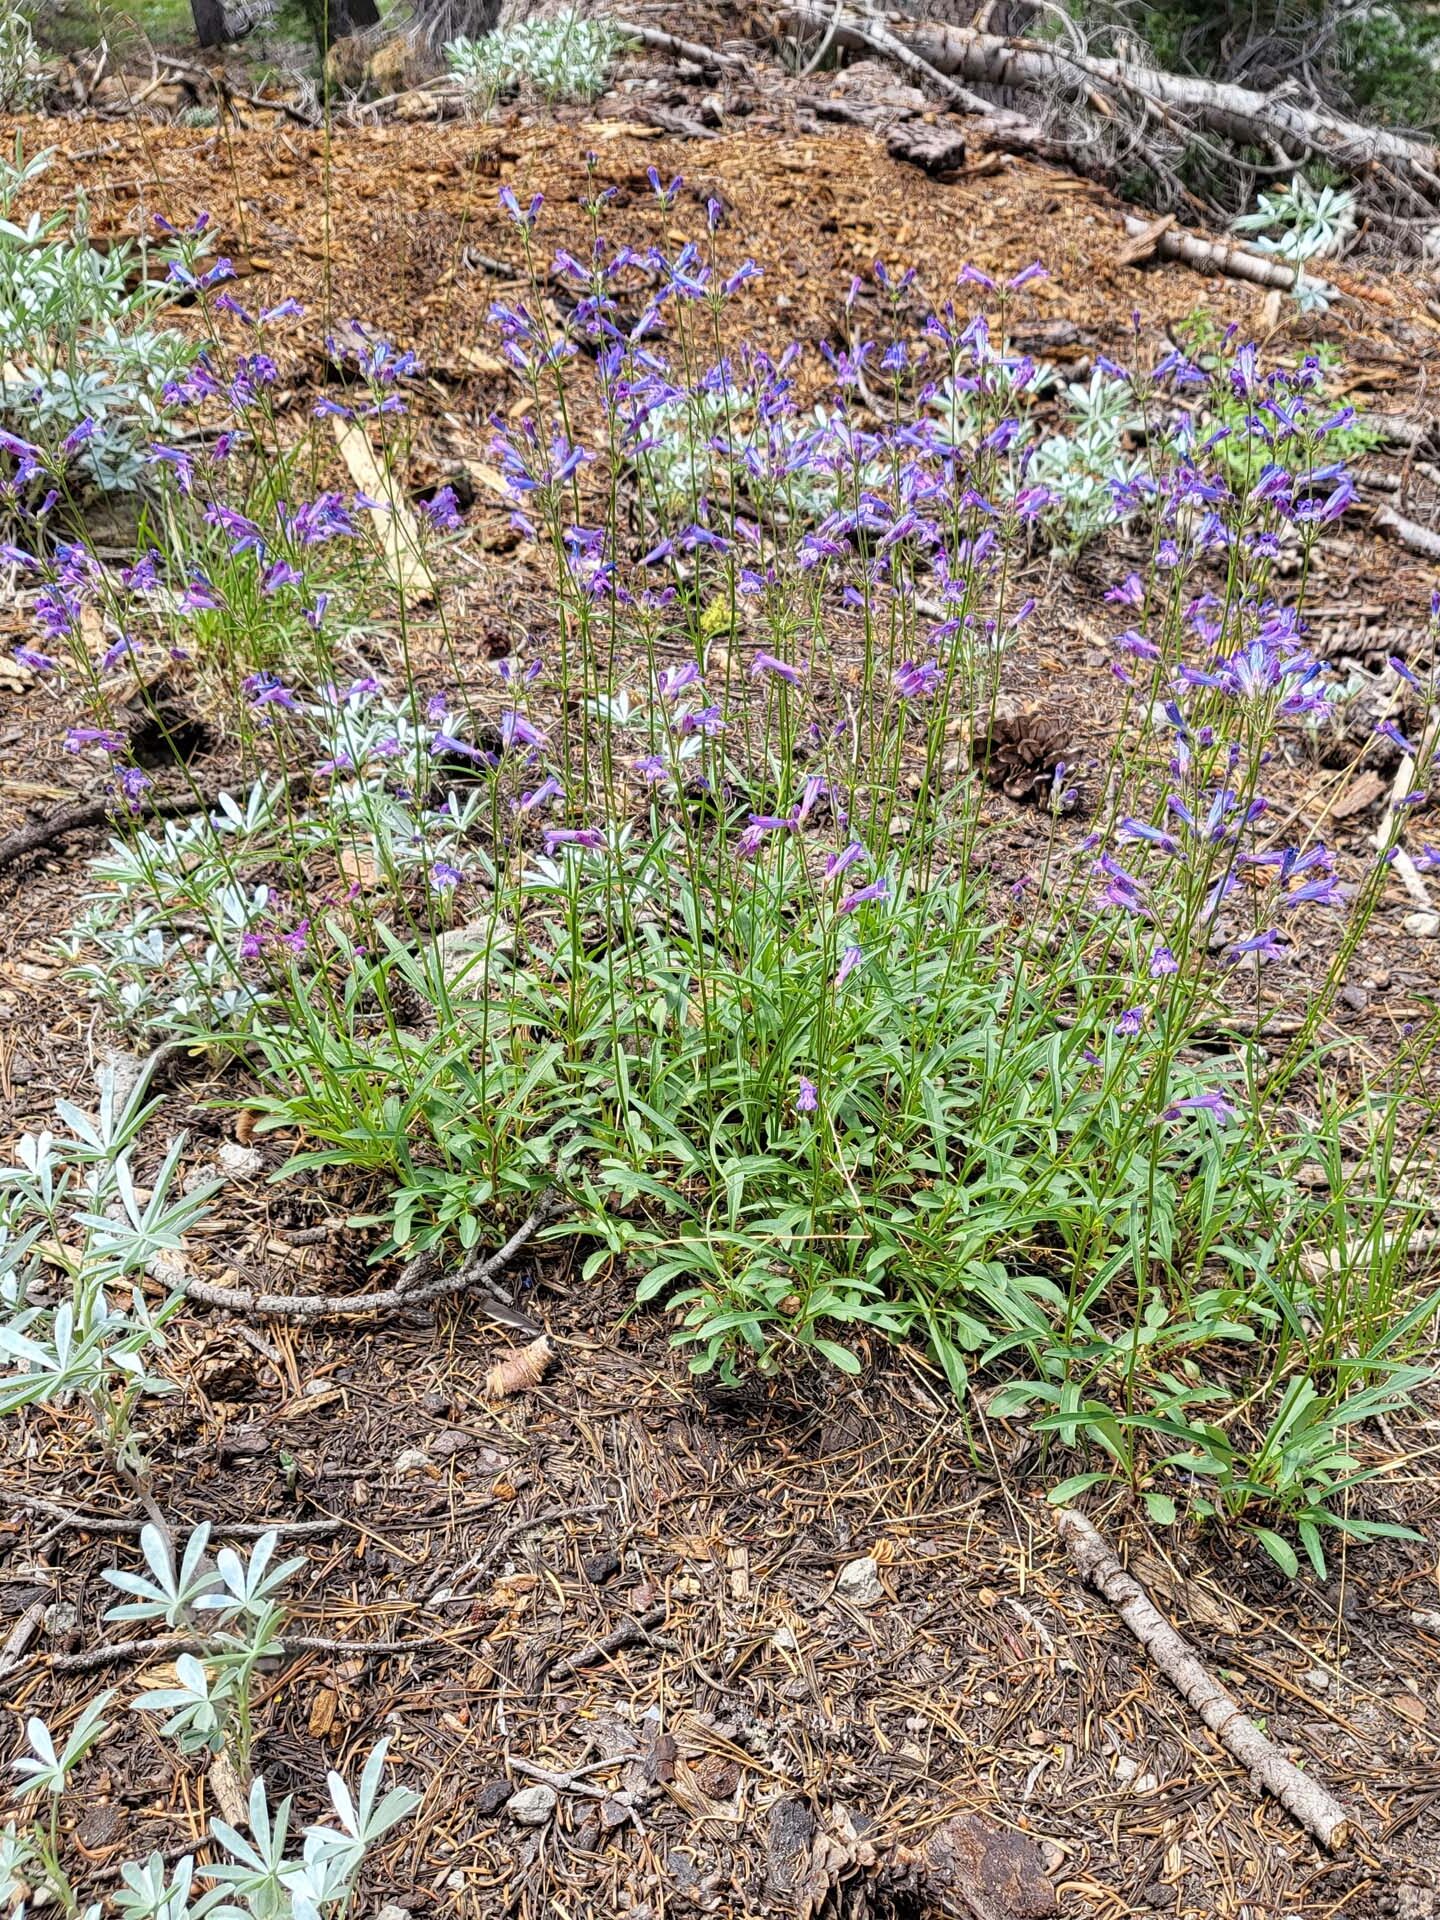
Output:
1056,1507,1352,1851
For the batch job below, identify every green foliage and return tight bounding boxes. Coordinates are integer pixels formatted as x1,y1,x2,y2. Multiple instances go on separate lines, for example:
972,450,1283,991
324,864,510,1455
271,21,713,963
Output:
446,9,632,108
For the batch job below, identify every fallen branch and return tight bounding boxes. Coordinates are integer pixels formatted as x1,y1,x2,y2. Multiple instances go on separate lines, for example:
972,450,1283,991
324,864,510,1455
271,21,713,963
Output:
614,21,746,69
0,1489,341,1539
1056,1508,1352,1851
1121,214,1297,289
1374,505,1440,562
0,788,215,876
176,1202,555,1326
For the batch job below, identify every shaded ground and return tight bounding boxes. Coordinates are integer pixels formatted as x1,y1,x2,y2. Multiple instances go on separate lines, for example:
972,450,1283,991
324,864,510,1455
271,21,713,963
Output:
2,102,1440,1920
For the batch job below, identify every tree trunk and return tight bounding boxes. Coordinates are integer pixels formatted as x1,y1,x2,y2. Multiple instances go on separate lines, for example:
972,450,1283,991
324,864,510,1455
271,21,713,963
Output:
190,0,229,47
412,0,502,49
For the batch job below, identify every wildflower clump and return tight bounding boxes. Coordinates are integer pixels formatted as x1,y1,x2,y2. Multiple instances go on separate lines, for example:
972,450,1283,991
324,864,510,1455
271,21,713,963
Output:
2,165,1435,1584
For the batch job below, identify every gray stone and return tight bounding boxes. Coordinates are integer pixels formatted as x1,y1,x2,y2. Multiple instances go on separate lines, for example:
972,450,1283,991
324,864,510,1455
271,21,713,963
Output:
507,1784,557,1826
836,1556,885,1607
217,1141,264,1180
1403,910,1440,938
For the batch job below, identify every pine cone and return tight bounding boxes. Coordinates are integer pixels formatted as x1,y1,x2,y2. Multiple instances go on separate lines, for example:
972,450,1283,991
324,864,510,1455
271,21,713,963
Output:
971,706,1074,805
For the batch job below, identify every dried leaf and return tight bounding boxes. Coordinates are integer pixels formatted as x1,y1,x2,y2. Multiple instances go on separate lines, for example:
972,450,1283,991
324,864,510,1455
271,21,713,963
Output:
485,1334,553,1399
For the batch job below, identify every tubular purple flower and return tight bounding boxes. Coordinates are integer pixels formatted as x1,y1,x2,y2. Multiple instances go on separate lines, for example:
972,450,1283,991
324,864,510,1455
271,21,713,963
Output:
544,827,605,853
1227,929,1286,963
751,651,803,686
840,876,889,914
1163,1090,1237,1125
894,659,942,698
65,727,125,754
826,842,865,880
1149,944,1178,977
1114,1006,1146,1036
501,710,547,752
835,945,862,988
796,1076,819,1114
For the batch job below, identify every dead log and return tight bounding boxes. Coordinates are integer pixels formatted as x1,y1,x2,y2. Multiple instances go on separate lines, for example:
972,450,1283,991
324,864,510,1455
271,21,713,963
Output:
779,5,1440,189
1057,1508,1353,1851
1121,213,1298,289
1375,505,1440,562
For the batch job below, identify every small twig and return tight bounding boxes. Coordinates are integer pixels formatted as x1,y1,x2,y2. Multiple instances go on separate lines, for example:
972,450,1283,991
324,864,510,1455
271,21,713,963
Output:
422,1503,600,1604
1056,1508,1352,1851
49,1628,466,1675
546,1603,668,1682
177,1202,558,1326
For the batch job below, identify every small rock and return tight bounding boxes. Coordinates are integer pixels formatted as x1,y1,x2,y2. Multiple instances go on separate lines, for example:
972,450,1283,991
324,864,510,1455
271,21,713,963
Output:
217,1142,264,1180
182,1158,220,1195
476,1778,512,1817
583,1548,622,1584
1403,911,1440,938
1339,984,1369,1013
1304,1668,1332,1693
392,1447,431,1475
507,1784,557,1826
836,1555,885,1608
375,1907,411,1920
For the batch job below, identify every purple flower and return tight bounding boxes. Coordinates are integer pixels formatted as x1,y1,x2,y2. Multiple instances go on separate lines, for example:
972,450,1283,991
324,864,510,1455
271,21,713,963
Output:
1376,720,1419,757
1149,944,1178,978
261,559,303,596
826,842,865,880
431,861,462,888
65,727,125,754
658,662,700,699
1163,1090,1238,1125
1008,261,1047,291
835,944,862,988
1106,573,1145,607
894,659,942,699
14,647,54,674
501,710,547,753
751,650,802,686
239,930,264,960
544,827,605,853
244,672,299,712
839,876,890,915
796,1076,819,1114
1114,1006,1146,1037
280,919,310,955
419,485,463,531
517,775,562,812
1227,928,1286,963
100,634,140,673
431,731,493,765
179,576,222,613
680,704,724,737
